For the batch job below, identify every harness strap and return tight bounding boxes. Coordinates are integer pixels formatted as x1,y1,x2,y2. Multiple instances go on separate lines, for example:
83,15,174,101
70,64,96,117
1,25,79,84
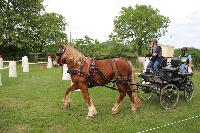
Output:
110,59,122,79
67,58,134,91
88,58,111,87
67,69,87,78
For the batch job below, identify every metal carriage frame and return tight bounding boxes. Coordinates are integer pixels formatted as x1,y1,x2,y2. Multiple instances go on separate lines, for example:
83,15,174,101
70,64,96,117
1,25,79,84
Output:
137,63,194,110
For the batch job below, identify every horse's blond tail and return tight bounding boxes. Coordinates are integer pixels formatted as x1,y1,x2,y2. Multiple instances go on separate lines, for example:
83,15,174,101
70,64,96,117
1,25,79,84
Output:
127,61,136,83
127,60,140,108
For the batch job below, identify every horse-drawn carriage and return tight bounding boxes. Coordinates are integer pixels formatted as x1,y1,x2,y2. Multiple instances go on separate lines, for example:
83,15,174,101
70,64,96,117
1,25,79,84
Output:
55,44,194,119
137,57,194,109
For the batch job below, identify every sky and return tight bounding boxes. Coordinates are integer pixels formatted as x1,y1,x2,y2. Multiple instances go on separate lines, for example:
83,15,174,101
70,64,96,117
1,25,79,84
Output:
43,0,200,49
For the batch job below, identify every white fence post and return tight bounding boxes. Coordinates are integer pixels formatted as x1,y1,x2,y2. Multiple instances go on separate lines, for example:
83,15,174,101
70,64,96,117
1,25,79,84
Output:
0,57,3,70
47,56,52,69
23,56,29,72
9,61,17,77
22,56,24,67
0,73,2,86
143,57,150,73
62,64,71,80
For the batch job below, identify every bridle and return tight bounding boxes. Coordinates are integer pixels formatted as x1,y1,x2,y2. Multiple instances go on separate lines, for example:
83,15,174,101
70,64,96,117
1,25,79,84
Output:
55,48,65,66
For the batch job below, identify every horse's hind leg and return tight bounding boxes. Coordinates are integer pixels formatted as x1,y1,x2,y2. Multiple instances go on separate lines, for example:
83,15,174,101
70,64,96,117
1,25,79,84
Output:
127,85,140,112
79,83,97,119
112,83,126,115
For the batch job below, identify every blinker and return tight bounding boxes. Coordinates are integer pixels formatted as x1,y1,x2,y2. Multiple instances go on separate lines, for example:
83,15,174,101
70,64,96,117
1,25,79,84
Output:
56,51,63,56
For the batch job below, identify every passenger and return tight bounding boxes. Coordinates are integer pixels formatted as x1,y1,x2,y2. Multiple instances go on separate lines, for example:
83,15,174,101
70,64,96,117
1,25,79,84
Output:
179,47,192,73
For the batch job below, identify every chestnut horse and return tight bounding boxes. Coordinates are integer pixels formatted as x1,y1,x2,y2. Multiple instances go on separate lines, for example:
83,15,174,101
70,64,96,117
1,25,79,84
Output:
55,44,140,119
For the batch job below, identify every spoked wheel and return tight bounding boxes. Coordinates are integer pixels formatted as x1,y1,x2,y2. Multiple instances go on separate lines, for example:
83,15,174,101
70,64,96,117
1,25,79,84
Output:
138,80,153,101
184,81,194,101
160,84,179,109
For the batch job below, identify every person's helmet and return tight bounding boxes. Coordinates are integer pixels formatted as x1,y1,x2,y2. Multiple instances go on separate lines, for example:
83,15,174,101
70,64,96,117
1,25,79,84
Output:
150,38,158,44
181,47,187,52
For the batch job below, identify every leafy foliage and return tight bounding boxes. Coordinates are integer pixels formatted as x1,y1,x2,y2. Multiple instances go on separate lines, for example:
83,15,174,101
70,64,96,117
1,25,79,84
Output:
111,5,170,55
73,35,101,57
72,36,137,62
37,13,68,55
0,0,67,60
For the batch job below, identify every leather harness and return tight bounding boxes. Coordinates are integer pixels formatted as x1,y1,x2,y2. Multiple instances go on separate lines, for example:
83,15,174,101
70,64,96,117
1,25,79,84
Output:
67,57,135,92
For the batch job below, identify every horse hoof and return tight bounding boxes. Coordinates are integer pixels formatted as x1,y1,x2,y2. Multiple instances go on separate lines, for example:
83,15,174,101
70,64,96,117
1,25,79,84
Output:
112,110,119,115
64,102,71,108
66,103,71,108
86,115,94,120
132,107,138,112
93,110,97,116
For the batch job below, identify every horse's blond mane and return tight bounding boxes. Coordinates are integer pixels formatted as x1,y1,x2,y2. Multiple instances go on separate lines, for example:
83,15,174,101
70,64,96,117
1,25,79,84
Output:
63,44,85,64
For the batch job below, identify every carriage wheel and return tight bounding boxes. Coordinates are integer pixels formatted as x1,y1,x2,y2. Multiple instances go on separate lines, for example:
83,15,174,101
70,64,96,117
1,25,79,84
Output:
184,81,194,101
138,80,153,101
160,84,179,109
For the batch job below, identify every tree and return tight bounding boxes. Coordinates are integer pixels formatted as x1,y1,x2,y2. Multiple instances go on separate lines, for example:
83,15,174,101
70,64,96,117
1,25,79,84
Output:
72,35,100,57
37,12,68,54
0,0,67,59
0,0,44,52
112,5,170,55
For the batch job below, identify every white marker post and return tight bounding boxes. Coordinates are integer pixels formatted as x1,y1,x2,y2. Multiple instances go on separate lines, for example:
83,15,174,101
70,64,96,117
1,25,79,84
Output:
9,61,17,77
143,57,150,73
47,56,53,69
22,56,25,67
0,57,3,70
23,56,29,72
62,64,71,80
0,73,2,86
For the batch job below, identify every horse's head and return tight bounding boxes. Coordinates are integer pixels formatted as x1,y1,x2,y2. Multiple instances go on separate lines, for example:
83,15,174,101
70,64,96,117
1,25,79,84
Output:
54,44,67,67
54,44,79,67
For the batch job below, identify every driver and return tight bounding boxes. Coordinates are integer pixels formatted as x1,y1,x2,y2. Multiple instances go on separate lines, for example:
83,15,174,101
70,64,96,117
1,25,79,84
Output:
146,38,163,75
179,47,192,73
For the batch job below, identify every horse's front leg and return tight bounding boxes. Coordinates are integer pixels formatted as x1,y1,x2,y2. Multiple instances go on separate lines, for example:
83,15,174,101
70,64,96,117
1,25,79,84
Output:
79,82,97,120
63,83,77,108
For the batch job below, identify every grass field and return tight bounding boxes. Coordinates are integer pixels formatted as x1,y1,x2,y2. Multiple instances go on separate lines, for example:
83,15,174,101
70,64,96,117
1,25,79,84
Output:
0,64,200,133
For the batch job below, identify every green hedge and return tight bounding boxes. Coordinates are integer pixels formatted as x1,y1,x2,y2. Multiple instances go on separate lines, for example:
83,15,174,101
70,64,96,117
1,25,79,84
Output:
73,42,138,64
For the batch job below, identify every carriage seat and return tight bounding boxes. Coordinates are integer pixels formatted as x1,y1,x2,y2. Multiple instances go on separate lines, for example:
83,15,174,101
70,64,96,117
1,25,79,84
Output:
171,58,181,68
159,66,179,82
159,57,167,68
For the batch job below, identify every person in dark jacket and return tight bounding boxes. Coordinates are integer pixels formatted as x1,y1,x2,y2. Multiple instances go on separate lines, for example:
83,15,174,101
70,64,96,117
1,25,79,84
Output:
146,38,163,75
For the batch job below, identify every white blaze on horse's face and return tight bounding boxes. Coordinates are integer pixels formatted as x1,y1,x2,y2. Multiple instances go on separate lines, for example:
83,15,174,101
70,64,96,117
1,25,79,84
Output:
62,48,65,53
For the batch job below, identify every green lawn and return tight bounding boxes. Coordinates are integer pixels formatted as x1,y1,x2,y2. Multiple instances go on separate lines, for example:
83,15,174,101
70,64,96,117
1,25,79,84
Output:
0,64,200,133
